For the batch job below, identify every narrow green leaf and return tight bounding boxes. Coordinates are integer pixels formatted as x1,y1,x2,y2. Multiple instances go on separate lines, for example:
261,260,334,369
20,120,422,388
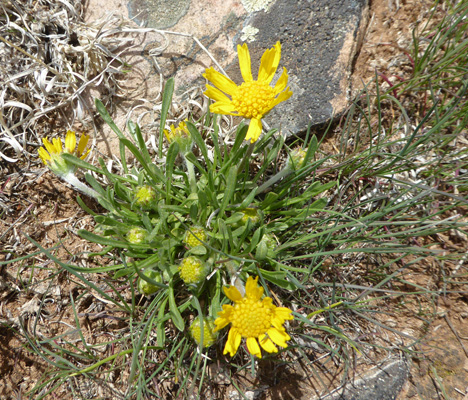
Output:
186,121,211,167
159,77,175,158
219,165,237,215
95,98,125,139
169,282,185,331
128,120,151,164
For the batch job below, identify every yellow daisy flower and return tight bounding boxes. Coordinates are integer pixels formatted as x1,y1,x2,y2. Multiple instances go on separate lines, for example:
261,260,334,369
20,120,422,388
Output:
203,42,293,143
38,130,90,176
214,276,293,358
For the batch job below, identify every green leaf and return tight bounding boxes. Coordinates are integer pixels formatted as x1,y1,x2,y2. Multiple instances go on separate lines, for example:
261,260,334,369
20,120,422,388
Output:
128,120,151,164
165,142,179,202
219,165,237,215
187,121,211,167
121,138,166,184
303,134,318,165
238,187,258,209
61,153,101,174
159,77,174,158
258,269,296,290
78,229,146,249
255,240,268,260
95,99,125,140
84,173,107,197
168,282,184,331
188,245,207,256
76,195,97,216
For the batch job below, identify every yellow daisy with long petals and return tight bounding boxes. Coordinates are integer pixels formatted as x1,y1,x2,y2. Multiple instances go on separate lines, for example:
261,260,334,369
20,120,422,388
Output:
38,130,90,176
214,276,293,358
203,42,293,143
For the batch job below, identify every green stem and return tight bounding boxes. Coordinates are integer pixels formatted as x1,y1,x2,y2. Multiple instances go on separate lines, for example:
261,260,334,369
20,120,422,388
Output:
183,156,197,194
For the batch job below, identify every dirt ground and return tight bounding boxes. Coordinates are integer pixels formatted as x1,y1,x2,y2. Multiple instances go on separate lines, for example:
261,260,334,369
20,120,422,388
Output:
1,0,468,399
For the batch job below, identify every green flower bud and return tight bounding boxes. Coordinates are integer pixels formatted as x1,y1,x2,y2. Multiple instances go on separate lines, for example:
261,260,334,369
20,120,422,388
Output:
239,208,262,226
287,148,307,170
126,227,147,244
135,185,157,209
189,317,217,348
137,268,163,295
260,233,277,250
256,233,277,260
184,226,207,248
179,256,209,285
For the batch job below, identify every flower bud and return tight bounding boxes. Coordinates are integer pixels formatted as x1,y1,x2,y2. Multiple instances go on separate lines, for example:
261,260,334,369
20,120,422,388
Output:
137,267,163,295
287,148,307,170
126,227,147,244
38,130,90,176
239,208,262,226
164,120,193,154
183,226,207,248
179,256,209,285
256,233,277,260
189,317,217,348
134,185,157,209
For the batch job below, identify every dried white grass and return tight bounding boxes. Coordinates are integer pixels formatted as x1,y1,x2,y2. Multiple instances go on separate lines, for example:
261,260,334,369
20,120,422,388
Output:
0,0,235,169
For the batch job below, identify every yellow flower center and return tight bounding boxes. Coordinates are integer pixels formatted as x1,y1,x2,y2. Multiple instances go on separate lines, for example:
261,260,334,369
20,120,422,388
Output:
231,298,273,338
184,227,207,248
232,81,275,119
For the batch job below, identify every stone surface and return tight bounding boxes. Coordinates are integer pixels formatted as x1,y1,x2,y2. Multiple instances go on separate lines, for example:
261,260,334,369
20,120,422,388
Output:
85,0,369,138
317,358,409,400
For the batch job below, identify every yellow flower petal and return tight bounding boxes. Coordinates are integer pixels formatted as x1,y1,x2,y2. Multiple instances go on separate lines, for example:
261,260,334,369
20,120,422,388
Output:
203,67,238,96
259,334,278,353
273,67,289,94
271,87,293,108
258,42,281,84
224,285,243,302
214,305,234,331
77,134,90,157
245,276,263,301
42,138,57,155
246,337,262,358
209,101,238,115
205,85,232,103
65,130,76,153
245,118,263,143
80,148,91,160
275,307,294,321
267,327,290,348
38,147,50,164
237,43,253,82
52,137,62,154
224,327,242,356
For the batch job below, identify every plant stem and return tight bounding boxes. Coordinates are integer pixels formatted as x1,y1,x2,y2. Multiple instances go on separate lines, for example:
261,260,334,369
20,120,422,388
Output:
63,173,100,199
184,156,198,194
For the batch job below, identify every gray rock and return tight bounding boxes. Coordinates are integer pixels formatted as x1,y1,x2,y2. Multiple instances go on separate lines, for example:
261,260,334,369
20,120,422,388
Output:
317,358,409,400
119,0,369,136
249,0,370,135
